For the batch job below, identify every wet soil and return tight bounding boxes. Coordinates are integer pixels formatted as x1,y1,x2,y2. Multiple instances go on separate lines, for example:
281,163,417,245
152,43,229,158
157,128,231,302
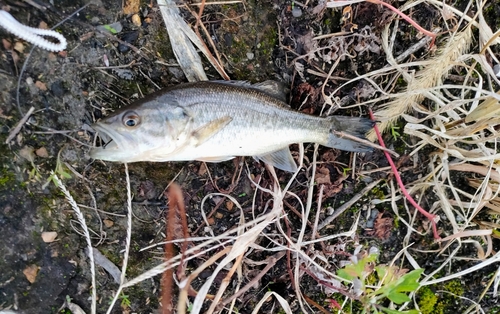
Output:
0,0,499,313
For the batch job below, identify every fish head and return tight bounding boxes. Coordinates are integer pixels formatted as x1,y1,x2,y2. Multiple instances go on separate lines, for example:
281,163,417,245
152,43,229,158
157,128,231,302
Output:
90,105,186,162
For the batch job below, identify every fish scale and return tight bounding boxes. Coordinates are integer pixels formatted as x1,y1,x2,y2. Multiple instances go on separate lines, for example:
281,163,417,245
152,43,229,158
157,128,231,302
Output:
90,81,373,172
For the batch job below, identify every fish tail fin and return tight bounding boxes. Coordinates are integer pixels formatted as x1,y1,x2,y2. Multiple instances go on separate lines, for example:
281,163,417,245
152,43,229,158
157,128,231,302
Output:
325,116,374,152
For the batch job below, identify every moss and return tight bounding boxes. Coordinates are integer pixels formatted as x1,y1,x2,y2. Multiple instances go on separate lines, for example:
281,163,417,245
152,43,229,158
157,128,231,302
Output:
217,0,278,81
393,215,400,228
442,279,464,296
258,27,277,56
417,286,438,314
411,279,465,313
370,186,386,200
365,272,378,286
0,166,16,188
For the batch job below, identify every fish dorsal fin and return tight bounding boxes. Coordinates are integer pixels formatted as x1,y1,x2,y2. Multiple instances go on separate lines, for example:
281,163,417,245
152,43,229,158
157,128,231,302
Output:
252,80,287,102
191,116,233,147
213,80,287,103
256,147,297,172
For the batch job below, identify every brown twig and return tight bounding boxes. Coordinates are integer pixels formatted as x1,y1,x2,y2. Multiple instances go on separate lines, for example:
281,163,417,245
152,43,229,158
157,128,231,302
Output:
216,251,286,310
5,106,35,144
183,0,230,80
208,253,244,312
192,196,226,235
177,247,232,313
283,212,296,291
301,265,350,296
303,294,332,314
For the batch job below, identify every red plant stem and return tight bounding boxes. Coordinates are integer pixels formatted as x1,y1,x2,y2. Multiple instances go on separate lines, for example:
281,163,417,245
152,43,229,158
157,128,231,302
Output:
369,109,440,240
366,0,437,47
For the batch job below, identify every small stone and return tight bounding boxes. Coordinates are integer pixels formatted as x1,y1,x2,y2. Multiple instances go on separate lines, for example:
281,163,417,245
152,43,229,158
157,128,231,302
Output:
19,146,35,163
38,21,48,29
131,14,141,27
48,52,57,61
292,6,302,17
35,147,49,158
494,64,500,77
123,0,140,14
41,231,57,242
23,264,39,283
103,219,114,228
51,80,65,97
118,31,139,53
35,80,47,91
198,163,208,176
2,38,11,50
215,212,224,219
13,41,24,53
96,22,123,35
246,52,254,60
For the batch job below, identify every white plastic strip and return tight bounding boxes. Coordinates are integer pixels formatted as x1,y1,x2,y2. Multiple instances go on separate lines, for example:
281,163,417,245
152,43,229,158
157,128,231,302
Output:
0,10,67,51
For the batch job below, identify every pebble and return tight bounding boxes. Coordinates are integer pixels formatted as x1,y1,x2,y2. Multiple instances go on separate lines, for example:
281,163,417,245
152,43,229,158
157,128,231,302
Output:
493,64,500,77
118,31,139,53
51,80,65,97
292,6,302,17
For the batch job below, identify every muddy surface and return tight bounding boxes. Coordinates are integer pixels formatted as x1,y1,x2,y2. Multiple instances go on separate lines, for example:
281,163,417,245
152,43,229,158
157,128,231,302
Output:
0,0,499,313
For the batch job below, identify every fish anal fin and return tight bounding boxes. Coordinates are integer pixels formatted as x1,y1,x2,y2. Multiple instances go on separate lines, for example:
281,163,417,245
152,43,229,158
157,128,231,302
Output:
196,156,234,162
191,116,232,147
256,147,297,172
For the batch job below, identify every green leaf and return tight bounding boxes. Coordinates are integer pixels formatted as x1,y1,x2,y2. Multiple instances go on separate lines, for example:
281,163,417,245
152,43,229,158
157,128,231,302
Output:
103,24,118,34
380,269,424,304
381,308,420,314
396,269,424,292
387,291,411,304
337,268,355,281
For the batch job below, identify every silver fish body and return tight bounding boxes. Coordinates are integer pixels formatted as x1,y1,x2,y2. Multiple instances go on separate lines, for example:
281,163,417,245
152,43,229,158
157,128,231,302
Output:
90,81,373,171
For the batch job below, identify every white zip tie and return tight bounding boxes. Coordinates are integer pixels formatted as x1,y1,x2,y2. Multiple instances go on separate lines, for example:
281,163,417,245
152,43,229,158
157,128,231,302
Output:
0,10,67,52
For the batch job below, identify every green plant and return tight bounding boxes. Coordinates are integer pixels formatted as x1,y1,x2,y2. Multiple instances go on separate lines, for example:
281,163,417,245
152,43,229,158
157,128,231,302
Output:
390,125,401,141
337,248,424,314
417,286,437,314
119,292,131,309
43,148,71,189
342,167,352,177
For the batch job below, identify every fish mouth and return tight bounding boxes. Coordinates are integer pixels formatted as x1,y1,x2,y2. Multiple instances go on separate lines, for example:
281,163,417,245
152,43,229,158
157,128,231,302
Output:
89,123,127,161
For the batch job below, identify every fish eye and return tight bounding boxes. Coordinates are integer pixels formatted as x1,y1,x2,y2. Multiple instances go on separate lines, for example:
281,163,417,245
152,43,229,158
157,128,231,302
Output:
122,111,140,128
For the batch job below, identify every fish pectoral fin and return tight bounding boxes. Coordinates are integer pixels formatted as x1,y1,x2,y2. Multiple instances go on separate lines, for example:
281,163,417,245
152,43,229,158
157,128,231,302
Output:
191,116,233,147
256,148,298,172
197,156,234,162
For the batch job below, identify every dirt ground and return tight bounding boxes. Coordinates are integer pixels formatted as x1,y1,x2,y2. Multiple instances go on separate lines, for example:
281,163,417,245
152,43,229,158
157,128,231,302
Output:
1,0,499,313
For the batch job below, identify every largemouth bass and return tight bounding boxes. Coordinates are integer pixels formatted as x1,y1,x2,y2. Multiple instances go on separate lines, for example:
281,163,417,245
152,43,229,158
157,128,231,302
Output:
90,81,373,172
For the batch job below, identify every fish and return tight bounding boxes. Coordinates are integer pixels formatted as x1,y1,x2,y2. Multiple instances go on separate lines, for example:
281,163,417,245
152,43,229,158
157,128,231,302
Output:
89,80,373,172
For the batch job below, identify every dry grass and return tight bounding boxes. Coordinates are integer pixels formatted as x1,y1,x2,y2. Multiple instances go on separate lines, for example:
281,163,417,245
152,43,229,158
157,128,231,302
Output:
52,0,500,312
